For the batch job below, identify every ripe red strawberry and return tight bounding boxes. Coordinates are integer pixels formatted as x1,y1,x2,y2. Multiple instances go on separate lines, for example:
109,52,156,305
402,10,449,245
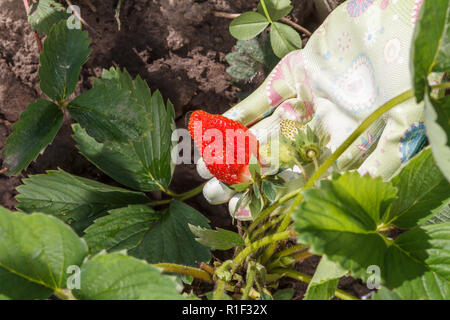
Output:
188,110,259,185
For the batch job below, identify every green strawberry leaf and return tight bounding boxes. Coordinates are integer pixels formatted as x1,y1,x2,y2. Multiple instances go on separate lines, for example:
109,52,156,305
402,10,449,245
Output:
304,256,347,300
233,191,251,217
372,287,402,300
226,36,279,83
68,80,149,143
189,225,245,250
387,148,450,228
15,169,150,234
131,89,176,190
253,181,261,199
230,182,252,192
73,124,160,192
249,191,263,218
3,99,63,174
205,291,233,300
39,20,91,102
248,155,261,181
100,68,176,189
71,68,175,189
373,223,450,300
425,204,450,225
28,0,70,35
258,0,293,21
411,0,450,102
267,175,287,187
424,92,450,182
294,172,450,299
270,22,301,58
261,180,277,202
72,252,183,300
226,50,261,82
83,201,211,267
272,288,295,300
0,207,88,299
229,12,270,40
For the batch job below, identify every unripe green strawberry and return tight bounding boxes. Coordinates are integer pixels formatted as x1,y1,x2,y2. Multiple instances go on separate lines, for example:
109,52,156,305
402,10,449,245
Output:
259,143,272,164
259,139,297,168
280,119,327,164
299,144,322,163
279,141,296,164
280,119,305,141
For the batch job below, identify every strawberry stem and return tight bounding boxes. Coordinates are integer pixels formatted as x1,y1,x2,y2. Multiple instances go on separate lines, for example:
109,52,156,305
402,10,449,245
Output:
155,263,213,283
213,280,227,300
260,0,273,23
250,213,285,240
260,90,415,263
293,159,309,182
431,82,450,90
246,188,300,235
267,249,314,270
231,230,297,273
22,0,44,53
241,263,257,300
310,152,319,171
53,288,76,300
271,243,309,259
270,269,359,300
148,183,205,206
168,183,206,200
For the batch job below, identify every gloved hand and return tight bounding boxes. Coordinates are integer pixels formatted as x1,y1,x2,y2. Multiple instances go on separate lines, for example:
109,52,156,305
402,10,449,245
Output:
198,0,429,220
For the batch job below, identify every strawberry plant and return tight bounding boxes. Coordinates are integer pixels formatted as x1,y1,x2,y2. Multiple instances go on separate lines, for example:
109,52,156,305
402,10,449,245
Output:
226,34,279,84
229,0,305,58
0,0,449,301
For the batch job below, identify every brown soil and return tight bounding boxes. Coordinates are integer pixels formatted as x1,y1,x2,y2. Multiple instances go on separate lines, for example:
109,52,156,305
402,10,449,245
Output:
0,0,369,299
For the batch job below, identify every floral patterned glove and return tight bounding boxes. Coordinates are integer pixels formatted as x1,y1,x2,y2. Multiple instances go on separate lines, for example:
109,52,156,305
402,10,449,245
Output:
199,0,431,220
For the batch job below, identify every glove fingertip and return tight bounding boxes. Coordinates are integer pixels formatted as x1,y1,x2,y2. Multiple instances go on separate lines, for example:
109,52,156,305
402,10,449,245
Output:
203,178,235,205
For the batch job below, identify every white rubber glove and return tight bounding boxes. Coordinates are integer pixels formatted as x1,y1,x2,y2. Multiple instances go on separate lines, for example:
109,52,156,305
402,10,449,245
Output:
199,0,429,220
